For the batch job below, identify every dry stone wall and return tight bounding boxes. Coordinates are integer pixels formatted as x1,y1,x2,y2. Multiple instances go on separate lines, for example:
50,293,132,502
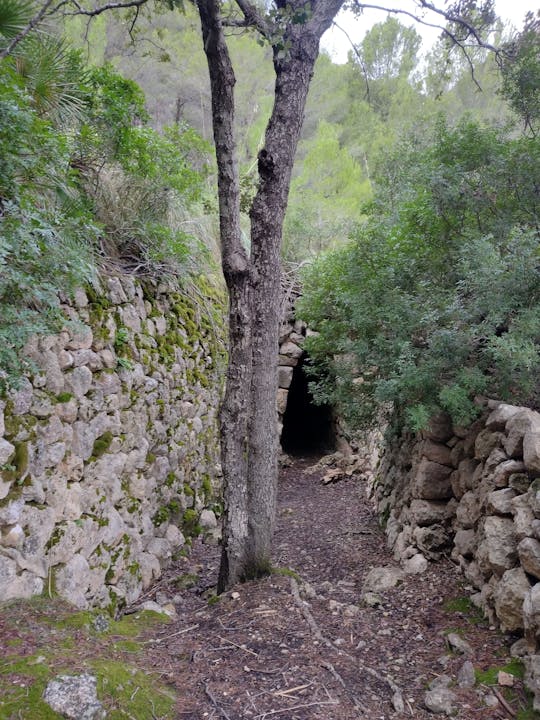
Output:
277,314,309,434
0,274,225,612
371,400,540,707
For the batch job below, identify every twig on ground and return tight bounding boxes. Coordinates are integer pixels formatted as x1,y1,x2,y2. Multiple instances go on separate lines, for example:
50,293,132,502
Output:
244,664,289,675
218,636,259,657
321,661,369,712
253,699,339,718
321,661,346,688
142,624,199,644
492,687,517,718
273,682,312,697
204,682,232,720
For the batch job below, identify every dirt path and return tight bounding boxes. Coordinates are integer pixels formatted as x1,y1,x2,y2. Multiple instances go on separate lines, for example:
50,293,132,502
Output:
143,460,529,719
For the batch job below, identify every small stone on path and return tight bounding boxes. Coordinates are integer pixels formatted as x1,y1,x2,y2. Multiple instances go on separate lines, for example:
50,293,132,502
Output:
457,660,476,688
446,632,473,655
362,566,404,593
424,686,457,715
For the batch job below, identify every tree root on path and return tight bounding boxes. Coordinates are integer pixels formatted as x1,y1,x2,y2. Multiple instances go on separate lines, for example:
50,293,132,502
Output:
289,577,406,714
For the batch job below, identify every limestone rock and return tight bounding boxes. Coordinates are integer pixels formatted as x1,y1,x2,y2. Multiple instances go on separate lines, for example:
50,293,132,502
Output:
0,438,15,466
65,366,93,399
454,529,476,558
475,429,505,460
280,341,303,359
477,516,517,576
9,378,33,415
424,686,457,715
199,509,217,530
486,403,524,431
66,324,93,351
362,566,404,593
423,413,453,443
421,440,453,467
446,632,473,655
519,538,540,580
413,458,453,500
523,583,540,646
512,494,536,541
278,366,293,389
452,459,478,498
55,554,91,608
493,460,527,488
487,488,516,515
524,424,540,477
494,567,530,631
505,409,538,458
456,491,482,529
457,660,476,688
524,655,540,712
403,553,428,574
276,389,288,415
1,524,24,548
414,525,451,558
43,674,105,720
410,499,454,526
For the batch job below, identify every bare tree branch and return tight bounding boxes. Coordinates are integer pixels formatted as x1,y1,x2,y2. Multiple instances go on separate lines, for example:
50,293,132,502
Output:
331,20,370,101
61,0,149,18
0,0,56,60
347,1,499,90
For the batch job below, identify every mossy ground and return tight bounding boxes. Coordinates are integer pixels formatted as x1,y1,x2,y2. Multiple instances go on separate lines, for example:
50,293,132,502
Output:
0,597,176,719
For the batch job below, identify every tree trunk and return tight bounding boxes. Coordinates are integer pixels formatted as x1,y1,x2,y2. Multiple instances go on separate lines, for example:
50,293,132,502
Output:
196,0,252,591
197,0,343,591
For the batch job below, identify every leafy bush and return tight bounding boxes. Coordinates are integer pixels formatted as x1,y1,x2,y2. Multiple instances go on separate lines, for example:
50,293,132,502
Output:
300,117,540,432
0,33,214,389
0,57,98,389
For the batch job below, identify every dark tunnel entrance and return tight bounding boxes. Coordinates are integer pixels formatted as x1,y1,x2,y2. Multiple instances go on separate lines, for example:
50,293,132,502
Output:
280,354,336,457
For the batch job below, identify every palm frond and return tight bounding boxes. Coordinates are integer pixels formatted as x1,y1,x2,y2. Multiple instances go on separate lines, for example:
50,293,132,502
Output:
15,35,89,125
0,0,34,42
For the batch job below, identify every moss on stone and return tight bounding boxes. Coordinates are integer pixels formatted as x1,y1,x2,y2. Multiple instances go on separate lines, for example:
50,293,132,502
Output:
182,508,201,537
88,432,114,463
201,475,212,501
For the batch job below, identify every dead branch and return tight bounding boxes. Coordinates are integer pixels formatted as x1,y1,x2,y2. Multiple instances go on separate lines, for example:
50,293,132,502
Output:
142,623,199,644
204,682,233,720
60,0,149,17
491,687,517,718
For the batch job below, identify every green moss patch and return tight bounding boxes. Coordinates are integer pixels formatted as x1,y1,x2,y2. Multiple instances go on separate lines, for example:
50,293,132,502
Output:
475,658,525,686
88,432,114,462
93,659,175,719
443,595,485,624
0,599,176,719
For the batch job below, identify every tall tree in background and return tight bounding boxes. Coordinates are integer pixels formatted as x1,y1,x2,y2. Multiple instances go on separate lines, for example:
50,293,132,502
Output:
2,0,498,591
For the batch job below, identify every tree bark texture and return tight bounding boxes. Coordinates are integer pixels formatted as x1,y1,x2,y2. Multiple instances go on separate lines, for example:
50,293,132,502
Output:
197,0,344,591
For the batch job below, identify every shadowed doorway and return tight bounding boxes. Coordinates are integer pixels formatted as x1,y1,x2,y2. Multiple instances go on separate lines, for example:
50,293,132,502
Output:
280,355,336,456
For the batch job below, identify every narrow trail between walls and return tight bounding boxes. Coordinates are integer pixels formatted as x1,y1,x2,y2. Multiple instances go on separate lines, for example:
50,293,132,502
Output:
145,459,528,720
